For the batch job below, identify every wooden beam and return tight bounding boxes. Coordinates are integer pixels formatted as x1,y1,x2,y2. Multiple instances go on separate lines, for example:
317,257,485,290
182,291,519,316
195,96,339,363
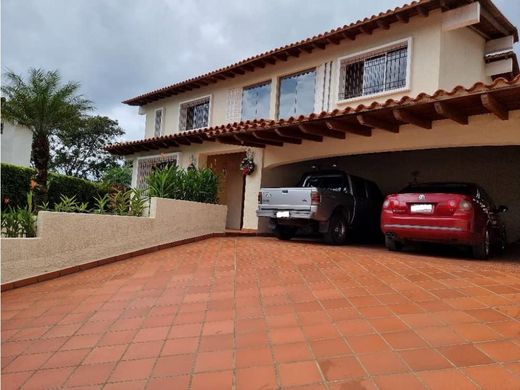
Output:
232,68,245,75
242,64,255,72
342,31,356,40
288,48,301,57
324,119,372,137
298,123,345,139
253,60,266,68
327,37,342,45
359,25,373,35
376,19,390,30
186,135,203,144
396,13,409,23
481,93,508,120
357,114,399,133
175,137,191,145
302,46,314,54
275,127,323,142
434,102,468,125
393,109,432,129
165,140,180,147
252,131,302,144
313,41,327,50
480,6,510,37
263,57,276,65
234,133,282,147
275,53,288,62
417,5,429,17
217,136,265,148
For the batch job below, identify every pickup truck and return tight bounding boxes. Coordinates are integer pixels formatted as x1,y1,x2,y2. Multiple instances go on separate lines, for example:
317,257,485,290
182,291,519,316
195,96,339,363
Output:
257,170,383,244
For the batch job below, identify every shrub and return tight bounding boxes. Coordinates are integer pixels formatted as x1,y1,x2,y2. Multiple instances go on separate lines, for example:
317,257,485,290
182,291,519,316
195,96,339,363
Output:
101,165,132,188
146,166,218,204
1,163,107,209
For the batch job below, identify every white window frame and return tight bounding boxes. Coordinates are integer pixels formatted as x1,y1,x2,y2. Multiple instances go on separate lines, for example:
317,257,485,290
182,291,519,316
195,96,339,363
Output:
335,37,412,105
135,152,180,189
178,94,212,132
276,67,317,119
153,107,164,137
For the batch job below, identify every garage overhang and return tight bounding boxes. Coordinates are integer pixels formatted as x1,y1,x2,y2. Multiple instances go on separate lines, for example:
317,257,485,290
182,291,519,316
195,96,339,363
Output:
106,75,520,156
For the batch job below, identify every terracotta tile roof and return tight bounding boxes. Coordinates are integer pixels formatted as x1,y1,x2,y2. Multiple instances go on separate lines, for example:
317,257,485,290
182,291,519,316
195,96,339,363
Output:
107,74,520,155
122,0,518,107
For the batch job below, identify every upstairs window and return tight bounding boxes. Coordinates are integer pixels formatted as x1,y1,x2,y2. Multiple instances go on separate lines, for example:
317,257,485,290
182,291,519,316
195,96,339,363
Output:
278,69,316,119
154,108,164,137
338,40,409,101
179,96,210,131
241,82,271,121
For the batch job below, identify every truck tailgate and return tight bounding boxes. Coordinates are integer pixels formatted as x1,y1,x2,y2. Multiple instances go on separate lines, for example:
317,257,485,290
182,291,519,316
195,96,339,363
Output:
259,187,313,210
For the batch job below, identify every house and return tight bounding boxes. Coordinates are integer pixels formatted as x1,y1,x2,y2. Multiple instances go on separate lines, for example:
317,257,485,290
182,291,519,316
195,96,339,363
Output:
107,0,520,240
1,120,32,167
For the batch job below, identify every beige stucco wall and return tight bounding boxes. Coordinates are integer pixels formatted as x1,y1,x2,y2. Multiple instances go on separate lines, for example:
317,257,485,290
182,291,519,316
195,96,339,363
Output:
262,110,520,168
1,198,227,284
142,10,451,137
438,26,489,90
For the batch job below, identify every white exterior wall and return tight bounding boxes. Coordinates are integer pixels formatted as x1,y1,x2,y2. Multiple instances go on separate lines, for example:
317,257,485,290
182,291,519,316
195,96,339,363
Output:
1,122,32,167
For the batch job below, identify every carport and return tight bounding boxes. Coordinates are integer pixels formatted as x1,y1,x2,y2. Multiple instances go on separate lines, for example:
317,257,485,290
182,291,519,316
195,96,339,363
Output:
260,146,520,243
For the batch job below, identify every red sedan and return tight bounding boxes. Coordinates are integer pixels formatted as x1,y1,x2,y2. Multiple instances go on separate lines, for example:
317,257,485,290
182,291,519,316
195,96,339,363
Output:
381,183,508,259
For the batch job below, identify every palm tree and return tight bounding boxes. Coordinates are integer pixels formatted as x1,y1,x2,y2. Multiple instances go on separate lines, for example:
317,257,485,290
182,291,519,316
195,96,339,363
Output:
1,68,92,205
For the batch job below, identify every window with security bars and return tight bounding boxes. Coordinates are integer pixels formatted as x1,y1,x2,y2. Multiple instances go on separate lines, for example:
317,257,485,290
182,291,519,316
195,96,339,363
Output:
154,108,163,137
136,154,178,189
179,97,210,131
339,45,408,100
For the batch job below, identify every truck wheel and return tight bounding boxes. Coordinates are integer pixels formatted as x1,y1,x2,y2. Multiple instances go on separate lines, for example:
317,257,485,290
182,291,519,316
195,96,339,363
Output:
385,236,402,251
325,213,348,245
472,228,491,260
274,225,297,241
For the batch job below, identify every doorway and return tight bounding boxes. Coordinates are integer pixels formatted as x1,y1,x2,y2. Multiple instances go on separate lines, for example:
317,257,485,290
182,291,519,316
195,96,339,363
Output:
207,152,246,230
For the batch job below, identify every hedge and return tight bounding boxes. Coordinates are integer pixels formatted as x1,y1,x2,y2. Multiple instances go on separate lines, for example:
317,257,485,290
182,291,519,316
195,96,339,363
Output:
1,163,107,210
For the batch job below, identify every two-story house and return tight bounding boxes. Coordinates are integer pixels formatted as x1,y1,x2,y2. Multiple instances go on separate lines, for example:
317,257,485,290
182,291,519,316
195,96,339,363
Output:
107,0,520,240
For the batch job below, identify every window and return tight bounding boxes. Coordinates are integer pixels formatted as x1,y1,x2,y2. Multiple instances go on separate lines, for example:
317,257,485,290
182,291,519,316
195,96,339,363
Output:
154,108,164,137
278,70,316,119
338,41,409,100
241,82,271,121
136,154,178,189
301,174,347,193
179,96,210,131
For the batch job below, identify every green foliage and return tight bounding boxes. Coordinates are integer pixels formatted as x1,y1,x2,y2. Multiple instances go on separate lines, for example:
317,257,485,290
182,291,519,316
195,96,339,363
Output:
101,165,132,188
1,68,93,206
50,116,125,180
53,195,80,213
145,165,218,204
1,192,37,238
110,189,147,217
1,163,108,210
93,194,110,214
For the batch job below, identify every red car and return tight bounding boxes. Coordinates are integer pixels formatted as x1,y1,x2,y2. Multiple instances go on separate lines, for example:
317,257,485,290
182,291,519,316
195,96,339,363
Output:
381,183,508,259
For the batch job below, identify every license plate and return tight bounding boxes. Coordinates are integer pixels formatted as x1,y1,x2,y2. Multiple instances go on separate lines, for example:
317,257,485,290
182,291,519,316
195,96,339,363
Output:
411,204,433,213
276,211,290,218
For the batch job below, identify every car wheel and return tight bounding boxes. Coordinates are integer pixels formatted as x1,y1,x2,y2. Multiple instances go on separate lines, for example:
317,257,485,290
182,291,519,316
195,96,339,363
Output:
274,225,297,241
325,213,348,245
385,236,402,252
472,228,491,260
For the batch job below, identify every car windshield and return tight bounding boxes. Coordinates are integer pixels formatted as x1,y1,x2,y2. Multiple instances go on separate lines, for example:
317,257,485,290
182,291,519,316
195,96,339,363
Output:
400,183,474,195
301,174,343,189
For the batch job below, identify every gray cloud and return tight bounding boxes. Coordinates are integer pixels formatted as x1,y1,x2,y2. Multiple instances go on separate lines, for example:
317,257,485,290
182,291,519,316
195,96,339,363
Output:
2,0,519,141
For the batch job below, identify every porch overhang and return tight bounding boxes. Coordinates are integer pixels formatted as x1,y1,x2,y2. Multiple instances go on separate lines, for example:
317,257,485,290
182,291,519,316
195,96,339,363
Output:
106,75,520,156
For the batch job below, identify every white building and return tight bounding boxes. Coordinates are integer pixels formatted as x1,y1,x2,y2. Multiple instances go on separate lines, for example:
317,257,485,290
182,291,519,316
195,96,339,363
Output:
1,121,32,167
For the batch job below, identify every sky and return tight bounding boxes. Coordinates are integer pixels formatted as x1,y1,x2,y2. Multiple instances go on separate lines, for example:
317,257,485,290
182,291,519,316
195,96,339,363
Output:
2,0,519,142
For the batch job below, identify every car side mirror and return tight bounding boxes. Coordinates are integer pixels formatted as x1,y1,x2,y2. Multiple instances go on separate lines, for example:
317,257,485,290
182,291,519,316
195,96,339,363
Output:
496,205,508,213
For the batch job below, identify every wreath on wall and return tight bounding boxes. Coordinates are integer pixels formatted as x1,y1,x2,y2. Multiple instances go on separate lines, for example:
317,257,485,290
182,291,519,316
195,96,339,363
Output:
240,149,256,176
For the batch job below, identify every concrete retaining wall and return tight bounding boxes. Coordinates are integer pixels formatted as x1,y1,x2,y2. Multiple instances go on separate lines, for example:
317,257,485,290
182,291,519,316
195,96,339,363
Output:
1,197,227,283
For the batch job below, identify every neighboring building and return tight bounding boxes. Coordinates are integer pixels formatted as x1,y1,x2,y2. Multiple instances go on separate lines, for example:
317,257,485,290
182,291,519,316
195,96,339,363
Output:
107,0,520,239
1,121,32,167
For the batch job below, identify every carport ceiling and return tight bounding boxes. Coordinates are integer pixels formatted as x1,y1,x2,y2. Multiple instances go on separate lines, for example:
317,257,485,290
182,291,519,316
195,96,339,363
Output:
106,75,520,155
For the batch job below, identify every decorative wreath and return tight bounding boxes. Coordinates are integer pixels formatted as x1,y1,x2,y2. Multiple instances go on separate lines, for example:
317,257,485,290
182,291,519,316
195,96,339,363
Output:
240,156,255,176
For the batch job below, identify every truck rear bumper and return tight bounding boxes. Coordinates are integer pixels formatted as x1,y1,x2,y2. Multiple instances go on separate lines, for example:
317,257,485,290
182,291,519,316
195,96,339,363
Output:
256,209,315,219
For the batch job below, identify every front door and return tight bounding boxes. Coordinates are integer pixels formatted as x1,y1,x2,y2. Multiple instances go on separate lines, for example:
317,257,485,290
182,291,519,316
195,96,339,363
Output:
207,152,246,230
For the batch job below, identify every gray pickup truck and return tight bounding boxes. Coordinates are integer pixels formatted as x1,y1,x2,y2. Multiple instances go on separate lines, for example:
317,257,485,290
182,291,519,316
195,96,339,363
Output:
257,170,383,244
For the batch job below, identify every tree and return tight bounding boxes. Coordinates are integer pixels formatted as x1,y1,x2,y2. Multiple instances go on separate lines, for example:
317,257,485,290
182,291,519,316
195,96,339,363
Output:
50,115,125,180
1,68,92,205
101,164,133,188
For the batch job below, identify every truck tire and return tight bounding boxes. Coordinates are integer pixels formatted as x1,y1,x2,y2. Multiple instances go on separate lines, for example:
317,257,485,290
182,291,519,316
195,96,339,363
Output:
385,236,402,252
472,228,490,260
324,212,348,245
274,225,297,241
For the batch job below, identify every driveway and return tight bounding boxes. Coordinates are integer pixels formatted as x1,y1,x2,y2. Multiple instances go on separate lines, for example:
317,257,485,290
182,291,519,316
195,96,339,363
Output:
2,237,520,389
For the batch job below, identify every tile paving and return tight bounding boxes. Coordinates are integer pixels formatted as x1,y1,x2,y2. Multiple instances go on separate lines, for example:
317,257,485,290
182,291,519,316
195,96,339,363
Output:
2,236,520,389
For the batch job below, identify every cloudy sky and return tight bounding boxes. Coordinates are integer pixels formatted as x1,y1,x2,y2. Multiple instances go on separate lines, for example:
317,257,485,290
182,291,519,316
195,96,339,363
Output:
3,0,519,141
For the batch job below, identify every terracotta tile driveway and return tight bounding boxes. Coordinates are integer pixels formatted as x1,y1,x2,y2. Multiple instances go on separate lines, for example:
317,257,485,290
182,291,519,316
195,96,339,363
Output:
2,237,520,390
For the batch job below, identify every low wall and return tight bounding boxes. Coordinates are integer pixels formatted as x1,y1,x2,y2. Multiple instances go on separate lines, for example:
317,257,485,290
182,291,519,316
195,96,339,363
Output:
1,197,227,284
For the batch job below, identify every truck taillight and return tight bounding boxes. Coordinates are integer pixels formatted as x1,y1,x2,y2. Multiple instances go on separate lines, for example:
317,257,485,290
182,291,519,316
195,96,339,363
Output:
258,192,262,203
311,191,321,205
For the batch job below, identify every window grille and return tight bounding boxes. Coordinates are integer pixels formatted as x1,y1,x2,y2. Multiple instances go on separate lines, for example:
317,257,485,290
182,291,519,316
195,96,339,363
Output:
136,154,178,189
339,44,408,100
179,97,210,131
154,109,163,137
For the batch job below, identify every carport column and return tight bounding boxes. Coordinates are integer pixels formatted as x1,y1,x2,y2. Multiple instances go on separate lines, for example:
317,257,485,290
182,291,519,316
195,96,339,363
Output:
242,148,264,230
